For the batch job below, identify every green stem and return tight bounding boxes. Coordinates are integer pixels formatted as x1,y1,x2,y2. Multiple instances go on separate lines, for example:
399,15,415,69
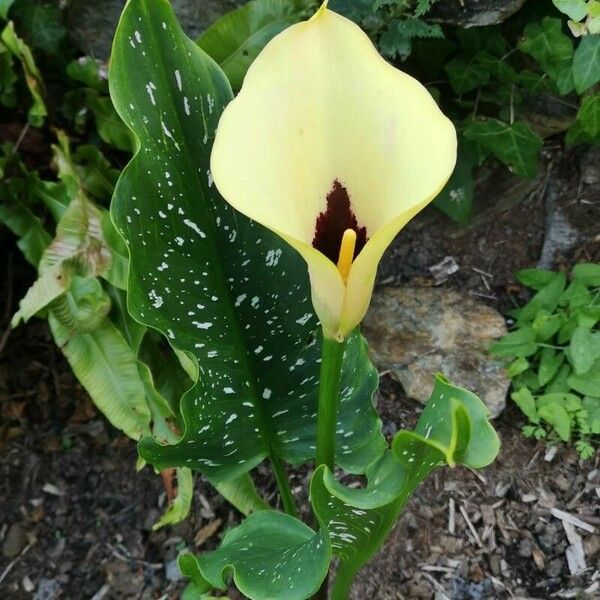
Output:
270,453,298,518
313,336,346,600
330,562,355,600
315,336,346,471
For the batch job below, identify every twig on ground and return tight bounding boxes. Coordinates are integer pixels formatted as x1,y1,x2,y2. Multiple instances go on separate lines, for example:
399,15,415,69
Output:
0,541,34,585
448,498,455,535
459,503,483,548
105,543,163,570
420,571,451,600
551,508,596,533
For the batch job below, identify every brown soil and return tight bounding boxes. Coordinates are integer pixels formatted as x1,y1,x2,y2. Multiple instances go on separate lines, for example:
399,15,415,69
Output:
0,146,599,599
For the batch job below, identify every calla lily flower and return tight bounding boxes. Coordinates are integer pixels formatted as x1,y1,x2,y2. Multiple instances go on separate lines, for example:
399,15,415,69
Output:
211,2,457,341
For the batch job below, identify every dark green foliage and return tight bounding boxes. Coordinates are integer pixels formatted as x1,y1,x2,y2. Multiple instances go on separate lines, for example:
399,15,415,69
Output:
10,0,66,54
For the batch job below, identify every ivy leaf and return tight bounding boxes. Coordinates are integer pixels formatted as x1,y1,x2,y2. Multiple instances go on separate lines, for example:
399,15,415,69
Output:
464,119,542,178
180,512,331,600
445,53,490,94
573,34,600,93
197,0,311,92
552,0,588,21
11,0,66,54
518,18,575,95
310,375,499,594
456,27,509,57
109,0,385,483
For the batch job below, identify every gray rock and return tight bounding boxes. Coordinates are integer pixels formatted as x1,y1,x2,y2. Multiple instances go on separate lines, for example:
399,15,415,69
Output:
34,578,61,600
581,146,600,185
66,0,241,59
362,286,509,418
165,558,183,582
429,0,526,27
538,180,580,269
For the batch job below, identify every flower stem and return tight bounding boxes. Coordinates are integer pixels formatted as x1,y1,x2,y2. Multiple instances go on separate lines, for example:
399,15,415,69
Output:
316,336,346,471
330,562,354,600
313,337,346,600
270,453,298,517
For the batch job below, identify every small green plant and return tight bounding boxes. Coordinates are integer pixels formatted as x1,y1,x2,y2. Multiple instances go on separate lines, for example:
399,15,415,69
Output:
490,264,600,459
103,1,500,598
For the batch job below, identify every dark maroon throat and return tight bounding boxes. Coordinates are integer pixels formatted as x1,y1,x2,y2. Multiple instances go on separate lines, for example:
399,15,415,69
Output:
312,180,367,264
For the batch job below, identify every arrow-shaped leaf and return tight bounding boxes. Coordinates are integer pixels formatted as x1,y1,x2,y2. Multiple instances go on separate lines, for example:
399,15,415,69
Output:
179,511,331,600
310,375,499,598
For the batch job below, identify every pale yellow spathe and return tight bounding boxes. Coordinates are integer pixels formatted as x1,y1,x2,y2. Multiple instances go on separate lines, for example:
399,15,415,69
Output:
210,5,457,340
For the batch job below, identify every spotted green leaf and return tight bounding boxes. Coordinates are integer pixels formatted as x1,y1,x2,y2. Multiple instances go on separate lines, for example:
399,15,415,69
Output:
197,0,312,92
310,375,499,599
434,136,479,225
180,511,330,600
109,0,385,484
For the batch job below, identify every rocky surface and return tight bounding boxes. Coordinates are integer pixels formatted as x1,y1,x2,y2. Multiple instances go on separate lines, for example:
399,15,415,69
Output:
363,286,510,418
429,0,527,27
66,0,240,58
538,145,600,268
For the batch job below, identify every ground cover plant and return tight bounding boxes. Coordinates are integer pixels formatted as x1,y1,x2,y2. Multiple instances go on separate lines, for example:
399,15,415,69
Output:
491,264,600,460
